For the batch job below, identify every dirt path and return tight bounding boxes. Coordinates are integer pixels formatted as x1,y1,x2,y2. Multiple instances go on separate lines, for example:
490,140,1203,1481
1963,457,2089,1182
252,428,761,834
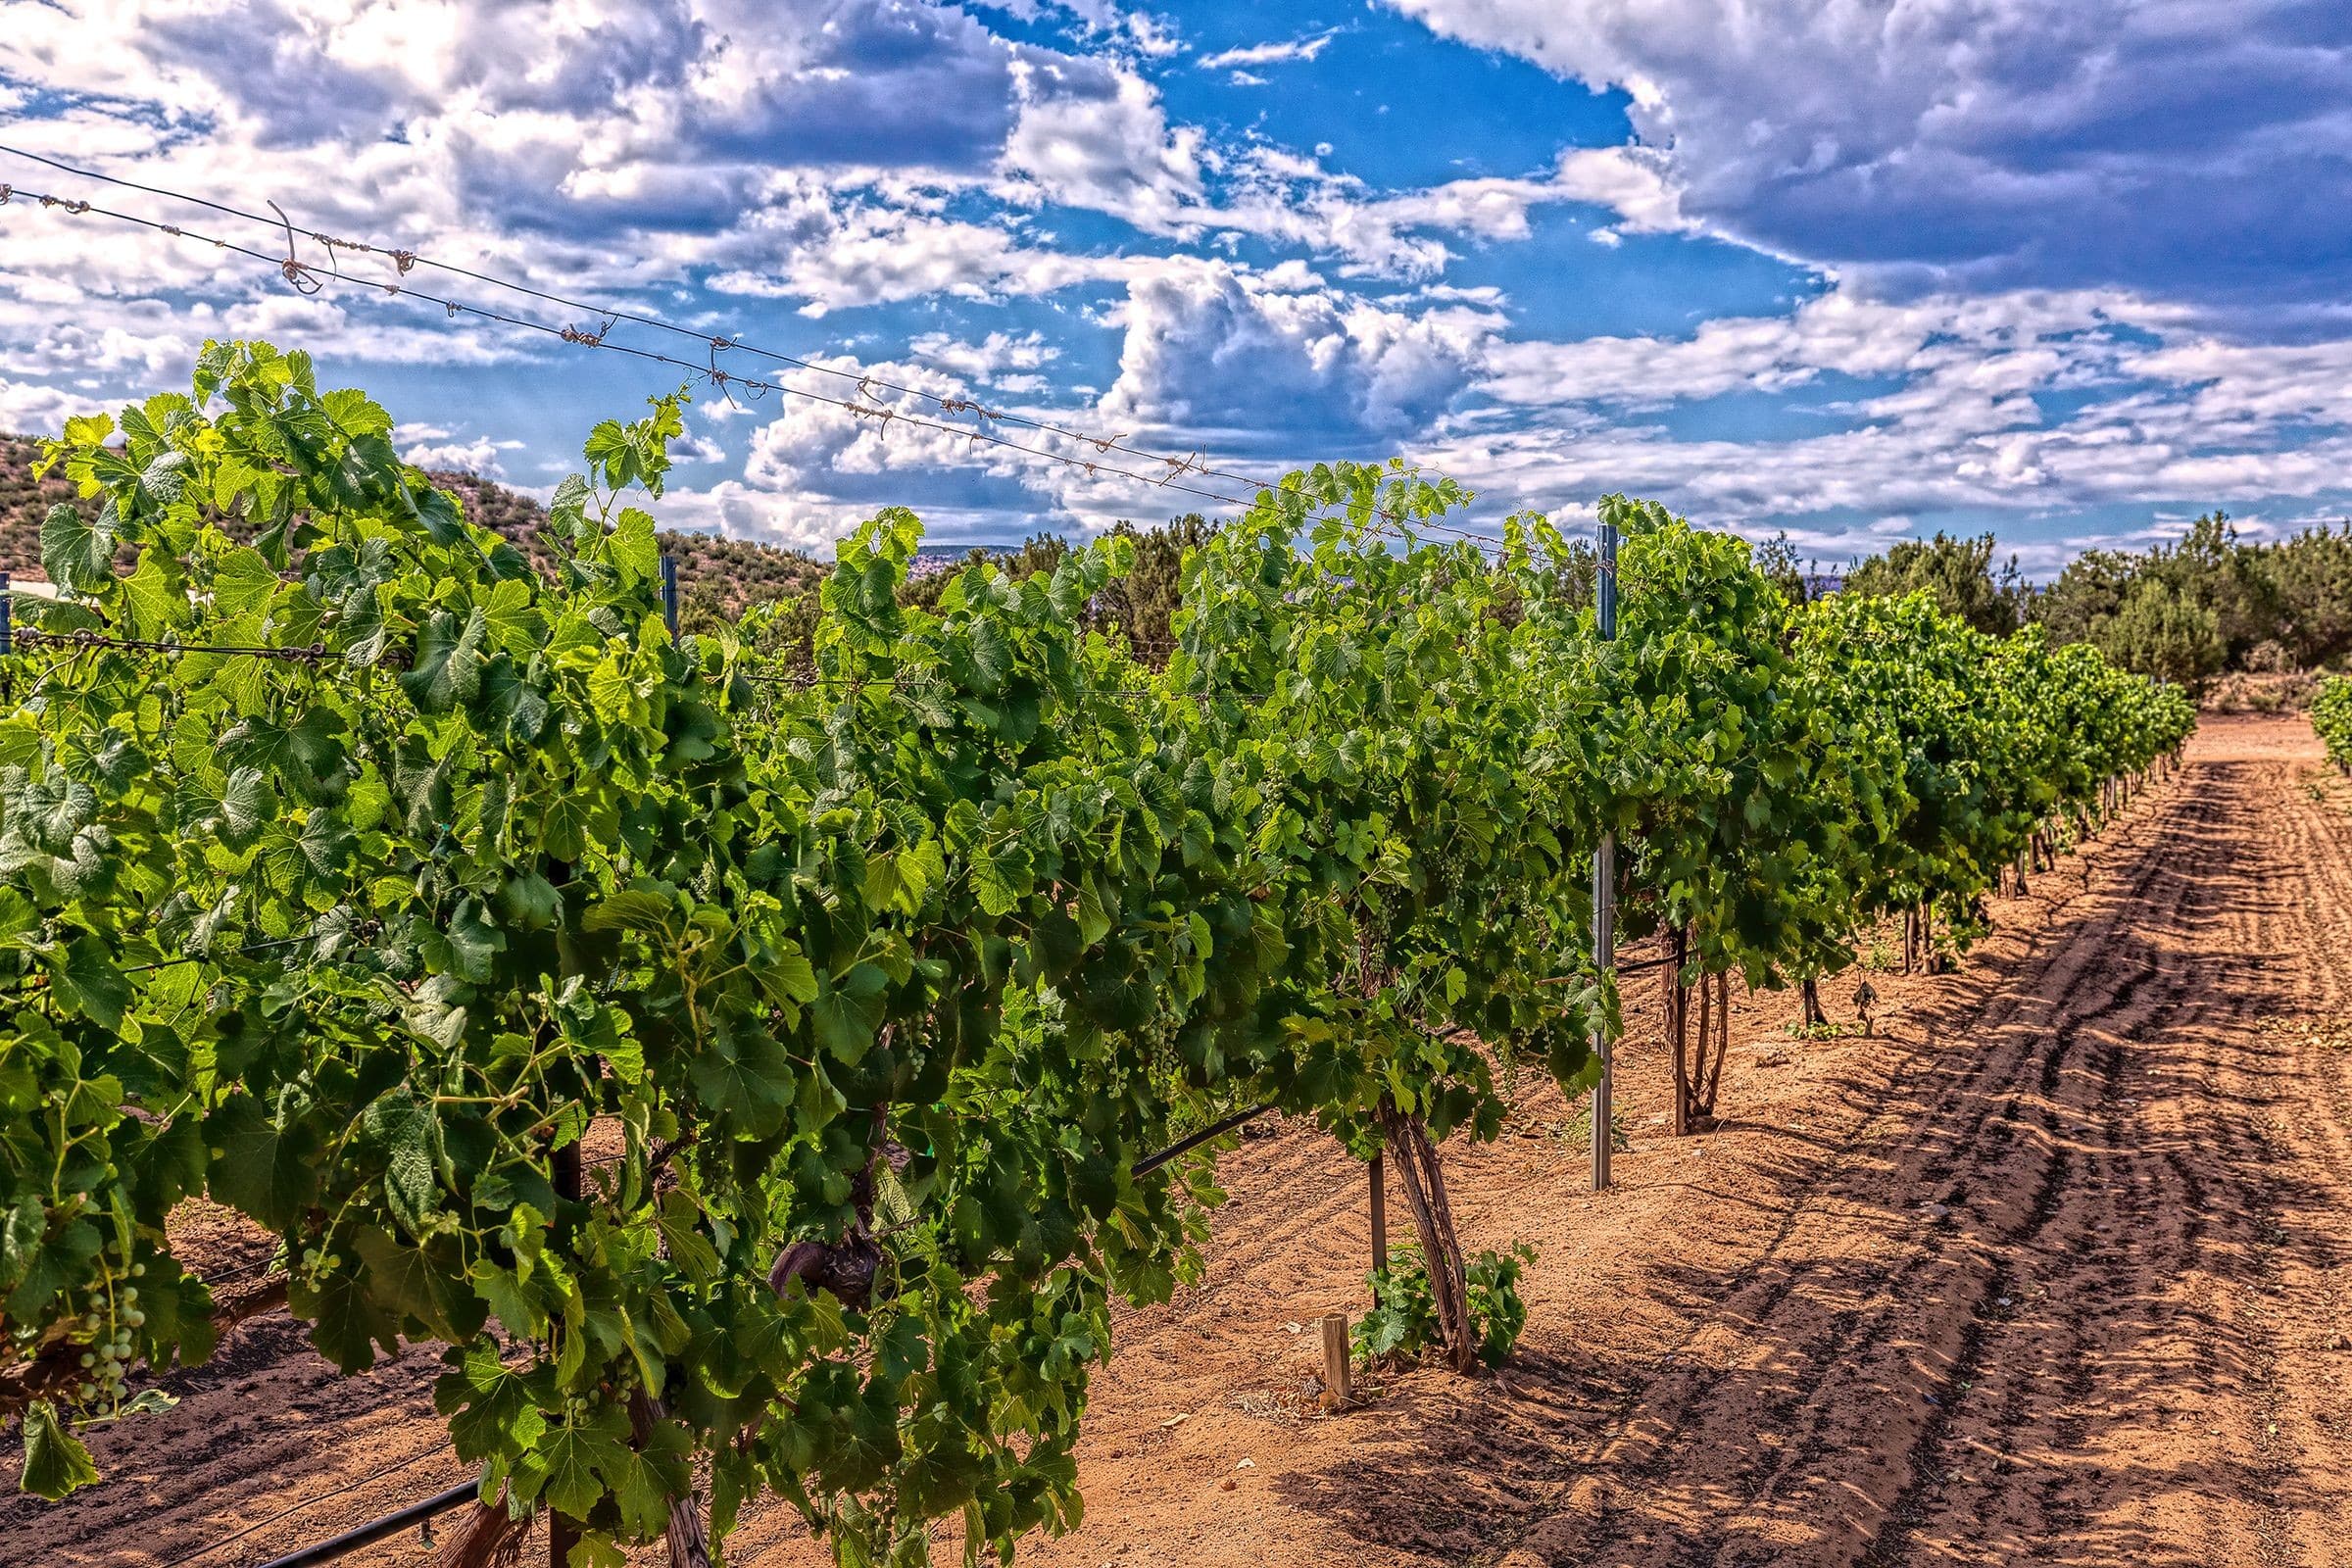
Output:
11,714,2352,1567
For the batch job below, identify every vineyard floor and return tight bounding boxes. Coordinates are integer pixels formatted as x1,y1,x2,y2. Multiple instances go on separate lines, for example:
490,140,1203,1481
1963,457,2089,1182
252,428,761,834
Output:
10,713,2352,1567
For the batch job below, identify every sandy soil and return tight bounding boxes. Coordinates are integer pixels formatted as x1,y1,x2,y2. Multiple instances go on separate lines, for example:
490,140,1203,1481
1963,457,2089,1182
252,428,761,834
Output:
10,711,2352,1568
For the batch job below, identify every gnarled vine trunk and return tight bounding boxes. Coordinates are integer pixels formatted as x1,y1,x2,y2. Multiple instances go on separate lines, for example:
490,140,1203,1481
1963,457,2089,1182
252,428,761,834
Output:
1666,927,1728,1135
1665,925,1691,1136
1695,969,1731,1119
431,1494,527,1568
1373,1096,1477,1374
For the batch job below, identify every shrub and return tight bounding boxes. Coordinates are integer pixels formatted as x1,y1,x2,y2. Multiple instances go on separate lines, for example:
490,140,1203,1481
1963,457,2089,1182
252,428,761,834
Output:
1353,1241,1536,1369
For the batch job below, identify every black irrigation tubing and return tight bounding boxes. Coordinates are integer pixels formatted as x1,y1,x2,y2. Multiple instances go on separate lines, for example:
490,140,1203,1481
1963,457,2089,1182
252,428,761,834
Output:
120,931,325,976
249,1480,484,1568
1131,1100,1280,1177
0,178,1513,556
6,926,373,1001
152,1440,473,1568
735,668,1271,704
198,1252,282,1288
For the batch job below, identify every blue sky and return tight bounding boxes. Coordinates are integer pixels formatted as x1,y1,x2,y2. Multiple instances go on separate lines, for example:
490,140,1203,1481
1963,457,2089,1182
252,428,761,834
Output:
0,0,2348,572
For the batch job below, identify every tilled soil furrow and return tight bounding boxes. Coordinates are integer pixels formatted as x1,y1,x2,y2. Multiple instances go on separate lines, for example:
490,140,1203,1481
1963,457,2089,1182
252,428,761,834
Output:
1485,782,2206,1568
1880,748,2352,1568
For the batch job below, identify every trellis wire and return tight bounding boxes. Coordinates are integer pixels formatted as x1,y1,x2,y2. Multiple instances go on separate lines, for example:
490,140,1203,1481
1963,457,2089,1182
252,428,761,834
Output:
0,175,1513,554
0,143,1277,497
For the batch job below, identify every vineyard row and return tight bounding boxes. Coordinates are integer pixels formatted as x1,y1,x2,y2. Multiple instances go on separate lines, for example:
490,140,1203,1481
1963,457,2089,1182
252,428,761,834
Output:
0,343,2193,1568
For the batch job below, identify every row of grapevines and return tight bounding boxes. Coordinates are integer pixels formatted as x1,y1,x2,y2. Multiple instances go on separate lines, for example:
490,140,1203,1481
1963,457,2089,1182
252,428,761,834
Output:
0,345,2188,1568
1544,498,2193,1130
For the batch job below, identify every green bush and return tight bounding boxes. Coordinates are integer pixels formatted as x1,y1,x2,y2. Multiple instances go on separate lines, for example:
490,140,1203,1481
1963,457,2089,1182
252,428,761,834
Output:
2314,675,2352,770
1353,1241,1536,1369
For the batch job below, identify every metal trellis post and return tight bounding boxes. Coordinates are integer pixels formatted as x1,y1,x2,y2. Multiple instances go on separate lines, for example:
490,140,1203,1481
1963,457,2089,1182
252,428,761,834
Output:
550,1137,583,1568
661,552,679,635
1593,521,1619,1193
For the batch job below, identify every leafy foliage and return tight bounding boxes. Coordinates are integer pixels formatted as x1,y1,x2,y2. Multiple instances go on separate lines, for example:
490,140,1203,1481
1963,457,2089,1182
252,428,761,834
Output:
2314,676,2352,770
0,346,2196,1567
1350,1242,1533,1369
1841,530,2026,636
1855,508,2352,688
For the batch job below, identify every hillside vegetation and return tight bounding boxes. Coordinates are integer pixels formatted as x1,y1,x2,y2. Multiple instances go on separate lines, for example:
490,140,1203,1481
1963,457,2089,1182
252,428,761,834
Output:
0,436,1215,658
0,434,829,628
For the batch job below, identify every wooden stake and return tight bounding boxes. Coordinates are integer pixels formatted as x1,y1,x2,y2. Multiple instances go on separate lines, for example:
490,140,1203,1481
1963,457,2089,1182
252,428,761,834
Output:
1322,1313,1352,1408
1368,1152,1388,1275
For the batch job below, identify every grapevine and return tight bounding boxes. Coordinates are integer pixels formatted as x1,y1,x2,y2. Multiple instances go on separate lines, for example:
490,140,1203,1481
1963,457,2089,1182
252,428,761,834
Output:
2311,675,2352,770
0,344,2196,1568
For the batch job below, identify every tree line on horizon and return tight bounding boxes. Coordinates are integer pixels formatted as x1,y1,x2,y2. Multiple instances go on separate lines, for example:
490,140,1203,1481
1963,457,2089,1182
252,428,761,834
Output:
1762,513,2352,695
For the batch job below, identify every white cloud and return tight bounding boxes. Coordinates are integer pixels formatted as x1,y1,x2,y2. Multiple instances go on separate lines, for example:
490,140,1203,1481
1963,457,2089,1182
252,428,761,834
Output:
695,186,1150,315
906,329,1063,383
1102,257,1497,438
999,58,1206,229
1380,0,2352,315
1199,145,1694,280
1478,288,2135,412
1198,32,1337,71
397,421,521,476
1124,13,1182,57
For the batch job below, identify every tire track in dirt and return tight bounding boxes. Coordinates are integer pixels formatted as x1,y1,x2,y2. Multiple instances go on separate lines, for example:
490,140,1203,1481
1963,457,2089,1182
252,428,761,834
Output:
1859,730,2352,1568
1541,793,2191,1544
1481,775,2211,1568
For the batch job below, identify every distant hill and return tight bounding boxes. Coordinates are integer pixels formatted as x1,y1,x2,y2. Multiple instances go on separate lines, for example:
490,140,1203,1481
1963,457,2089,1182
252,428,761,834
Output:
0,435,827,625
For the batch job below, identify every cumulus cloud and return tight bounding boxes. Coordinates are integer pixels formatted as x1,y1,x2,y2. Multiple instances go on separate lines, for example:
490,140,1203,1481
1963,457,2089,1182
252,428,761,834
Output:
1102,257,1498,438
397,421,522,476
1479,289,2134,411
1422,277,2352,555
1383,0,2352,315
694,184,1152,314
906,330,1063,383
999,57,1207,229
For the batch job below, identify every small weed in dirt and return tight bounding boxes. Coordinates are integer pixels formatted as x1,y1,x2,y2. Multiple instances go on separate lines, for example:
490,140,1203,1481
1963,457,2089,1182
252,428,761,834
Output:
1355,1243,1538,1370
1561,1102,1630,1152
1862,941,1896,972
1784,1019,1862,1041
1231,1381,1320,1425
